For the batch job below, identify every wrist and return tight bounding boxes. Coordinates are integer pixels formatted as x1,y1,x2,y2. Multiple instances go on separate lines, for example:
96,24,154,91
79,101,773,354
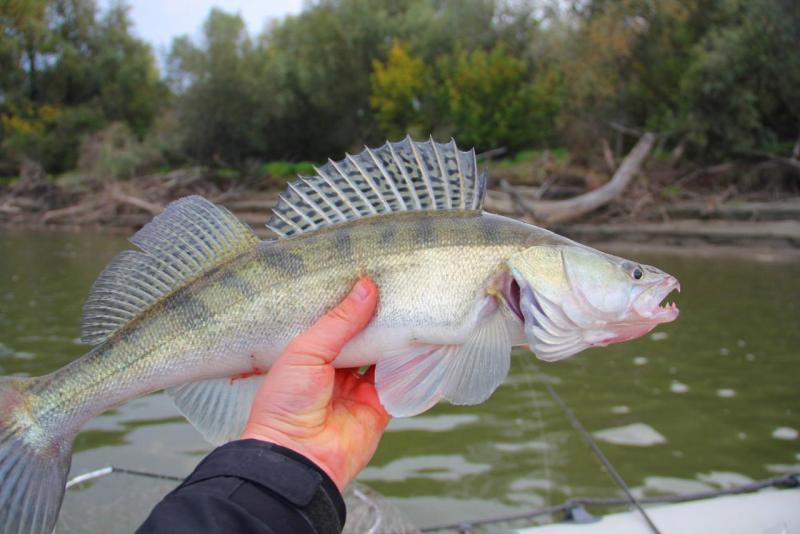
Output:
241,426,348,490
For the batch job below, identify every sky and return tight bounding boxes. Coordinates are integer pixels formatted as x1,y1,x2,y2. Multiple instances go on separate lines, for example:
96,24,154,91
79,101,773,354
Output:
117,0,305,55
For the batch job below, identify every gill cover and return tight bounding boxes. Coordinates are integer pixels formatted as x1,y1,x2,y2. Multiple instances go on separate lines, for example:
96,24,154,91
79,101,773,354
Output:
509,246,591,361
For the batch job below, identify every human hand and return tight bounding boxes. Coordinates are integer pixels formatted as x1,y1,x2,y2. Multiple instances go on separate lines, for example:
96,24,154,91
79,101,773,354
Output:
241,277,390,490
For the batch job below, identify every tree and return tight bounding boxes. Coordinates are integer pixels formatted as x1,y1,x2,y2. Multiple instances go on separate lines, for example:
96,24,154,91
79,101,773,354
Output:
0,0,163,173
437,44,555,152
680,0,800,156
370,41,429,139
166,8,262,165
557,0,719,154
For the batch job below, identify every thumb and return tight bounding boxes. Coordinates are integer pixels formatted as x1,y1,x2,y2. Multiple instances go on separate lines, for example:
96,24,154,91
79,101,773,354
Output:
280,277,378,366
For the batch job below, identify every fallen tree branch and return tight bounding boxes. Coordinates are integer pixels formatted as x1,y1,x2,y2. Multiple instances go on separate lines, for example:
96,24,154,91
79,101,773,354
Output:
41,199,103,223
505,132,657,225
109,187,163,215
609,122,644,137
601,138,616,172
476,147,507,161
0,202,22,214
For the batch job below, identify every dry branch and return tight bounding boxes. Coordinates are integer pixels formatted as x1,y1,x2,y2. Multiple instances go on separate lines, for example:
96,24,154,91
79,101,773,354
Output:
504,132,657,225
109,187,163,215
41,199,102,223
601,138,616,172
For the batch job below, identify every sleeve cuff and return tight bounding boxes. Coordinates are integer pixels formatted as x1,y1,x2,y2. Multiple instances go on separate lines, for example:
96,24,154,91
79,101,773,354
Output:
178,439,346,528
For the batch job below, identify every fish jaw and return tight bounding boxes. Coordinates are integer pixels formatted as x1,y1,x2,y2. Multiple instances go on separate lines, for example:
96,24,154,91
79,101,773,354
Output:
631,274,681,323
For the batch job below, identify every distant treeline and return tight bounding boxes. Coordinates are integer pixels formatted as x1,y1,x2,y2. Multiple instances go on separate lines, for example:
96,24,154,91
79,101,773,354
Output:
1,0,798,179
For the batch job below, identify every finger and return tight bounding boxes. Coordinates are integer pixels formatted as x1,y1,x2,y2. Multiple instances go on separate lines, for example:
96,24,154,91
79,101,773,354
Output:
282,277,377,365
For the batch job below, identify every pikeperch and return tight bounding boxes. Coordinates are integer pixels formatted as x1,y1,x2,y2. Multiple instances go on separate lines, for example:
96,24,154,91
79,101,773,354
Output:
0,138,679,533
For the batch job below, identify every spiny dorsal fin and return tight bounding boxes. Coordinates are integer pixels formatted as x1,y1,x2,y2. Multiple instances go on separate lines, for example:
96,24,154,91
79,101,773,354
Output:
266,136,486,238
80,196,259,345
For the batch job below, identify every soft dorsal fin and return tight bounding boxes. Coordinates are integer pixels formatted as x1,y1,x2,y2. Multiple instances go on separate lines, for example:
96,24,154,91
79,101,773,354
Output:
80,196,259,345
266,136,486,238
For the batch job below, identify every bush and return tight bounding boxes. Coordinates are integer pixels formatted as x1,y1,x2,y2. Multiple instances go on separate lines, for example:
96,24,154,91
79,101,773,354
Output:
77,122,162,180
436,44,559,152
1,104,105,174
370,41,430,139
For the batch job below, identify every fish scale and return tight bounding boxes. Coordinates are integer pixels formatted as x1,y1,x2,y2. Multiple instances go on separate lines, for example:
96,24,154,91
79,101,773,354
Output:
0,137,680,534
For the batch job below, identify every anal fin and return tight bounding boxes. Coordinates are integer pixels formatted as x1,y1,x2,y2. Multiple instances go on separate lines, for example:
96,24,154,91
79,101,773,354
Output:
375,304,513,417
168,373,265,446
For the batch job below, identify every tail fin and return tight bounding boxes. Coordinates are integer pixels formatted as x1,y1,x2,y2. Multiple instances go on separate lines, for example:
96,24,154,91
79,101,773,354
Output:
0,377,73,534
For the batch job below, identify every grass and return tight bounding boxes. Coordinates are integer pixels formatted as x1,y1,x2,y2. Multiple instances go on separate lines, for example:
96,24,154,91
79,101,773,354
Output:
490,147,571,185
495,147,570,169
260,161,316,179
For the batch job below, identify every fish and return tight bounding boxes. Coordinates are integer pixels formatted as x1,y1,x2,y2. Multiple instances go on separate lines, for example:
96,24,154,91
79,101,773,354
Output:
0,137,680,533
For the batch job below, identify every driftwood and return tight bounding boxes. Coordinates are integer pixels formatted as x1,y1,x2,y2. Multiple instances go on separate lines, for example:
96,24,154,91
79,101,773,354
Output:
661,199,800,221
108,187,163,215
502,132,657,225
40,199,103,223
476,146,508,161
601,138,616,172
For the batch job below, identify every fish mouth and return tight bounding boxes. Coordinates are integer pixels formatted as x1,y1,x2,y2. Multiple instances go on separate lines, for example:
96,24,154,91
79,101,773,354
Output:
634,275,681,323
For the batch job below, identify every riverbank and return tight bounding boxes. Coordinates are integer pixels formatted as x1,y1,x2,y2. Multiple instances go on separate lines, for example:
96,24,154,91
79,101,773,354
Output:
2,157,798,255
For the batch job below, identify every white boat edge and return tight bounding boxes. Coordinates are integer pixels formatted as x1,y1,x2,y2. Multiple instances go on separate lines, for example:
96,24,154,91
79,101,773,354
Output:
516,488,800,534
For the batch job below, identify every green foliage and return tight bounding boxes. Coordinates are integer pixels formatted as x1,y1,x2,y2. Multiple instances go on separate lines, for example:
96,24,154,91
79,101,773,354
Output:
370,41,429,139
215,168,241,180
498,147,570,168
166,9,263,166
680,0,800,155
0,0,164,173
77,122,163,180
437,44,559,152
260,161,316,179
2,104,105,172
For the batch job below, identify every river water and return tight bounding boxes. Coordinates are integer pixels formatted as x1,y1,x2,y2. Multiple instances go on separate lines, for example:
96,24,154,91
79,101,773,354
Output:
0,231,798,531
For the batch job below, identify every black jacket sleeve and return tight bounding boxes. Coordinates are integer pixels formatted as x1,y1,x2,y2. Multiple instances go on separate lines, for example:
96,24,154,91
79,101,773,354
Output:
136,439,346,534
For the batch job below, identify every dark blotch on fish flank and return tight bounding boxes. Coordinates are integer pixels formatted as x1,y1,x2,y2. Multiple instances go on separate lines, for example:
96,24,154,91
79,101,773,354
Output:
261,248,305,277
219,269,256,298
414,217,435,245
335,229,353,260
479,216,499,244
168,292,211,331
380,223,397,247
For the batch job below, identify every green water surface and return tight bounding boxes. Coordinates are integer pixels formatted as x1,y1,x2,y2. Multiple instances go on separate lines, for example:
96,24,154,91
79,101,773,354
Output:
0,231,798,531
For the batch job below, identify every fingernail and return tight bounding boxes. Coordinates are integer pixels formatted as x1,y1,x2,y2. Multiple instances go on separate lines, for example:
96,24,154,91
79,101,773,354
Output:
352,279,370,301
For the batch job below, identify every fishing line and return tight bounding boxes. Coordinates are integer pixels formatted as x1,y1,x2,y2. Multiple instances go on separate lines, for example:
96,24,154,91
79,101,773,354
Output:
529,362,663,534
519,353,553,508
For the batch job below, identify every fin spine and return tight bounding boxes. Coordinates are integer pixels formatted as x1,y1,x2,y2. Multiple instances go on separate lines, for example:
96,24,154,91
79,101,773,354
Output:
408,136,437,208
431,138,452,209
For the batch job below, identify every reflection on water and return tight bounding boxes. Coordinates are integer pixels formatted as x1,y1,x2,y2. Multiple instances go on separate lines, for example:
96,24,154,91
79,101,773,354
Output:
1,230,799,531
592,423,667,447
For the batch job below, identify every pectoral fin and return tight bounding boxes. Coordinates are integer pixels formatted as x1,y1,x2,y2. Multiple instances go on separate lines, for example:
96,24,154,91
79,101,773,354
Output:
375,307,513,417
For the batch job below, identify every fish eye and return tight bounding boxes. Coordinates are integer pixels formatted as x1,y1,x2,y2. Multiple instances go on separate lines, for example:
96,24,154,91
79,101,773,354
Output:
632,267,644,280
